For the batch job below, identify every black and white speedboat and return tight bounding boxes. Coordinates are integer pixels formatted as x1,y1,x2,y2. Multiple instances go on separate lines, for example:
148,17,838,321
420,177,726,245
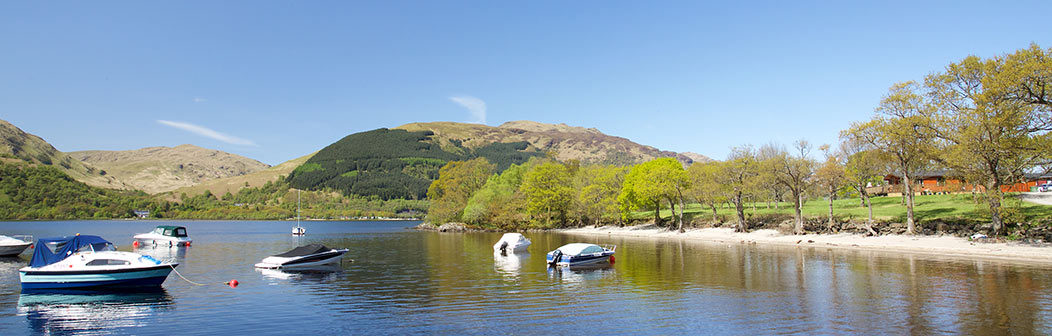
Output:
546,243,616,267
254,244,348,270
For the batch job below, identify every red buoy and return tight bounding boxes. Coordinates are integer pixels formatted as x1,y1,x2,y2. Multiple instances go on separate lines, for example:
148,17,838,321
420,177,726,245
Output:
609,256,616,264
133,241,140,247
227,279,239,288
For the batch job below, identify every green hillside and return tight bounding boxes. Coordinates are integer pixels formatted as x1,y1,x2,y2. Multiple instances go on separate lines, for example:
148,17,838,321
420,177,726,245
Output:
287,128,543,200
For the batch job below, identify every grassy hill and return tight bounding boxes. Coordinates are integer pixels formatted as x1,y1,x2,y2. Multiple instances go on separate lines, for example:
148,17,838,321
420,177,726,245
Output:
71,144,270,194
168,152,315,201
0,119,126,190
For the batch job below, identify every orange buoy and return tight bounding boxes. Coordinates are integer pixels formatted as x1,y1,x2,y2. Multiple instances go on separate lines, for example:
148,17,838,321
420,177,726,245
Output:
226,279,240,288
609,256,616,264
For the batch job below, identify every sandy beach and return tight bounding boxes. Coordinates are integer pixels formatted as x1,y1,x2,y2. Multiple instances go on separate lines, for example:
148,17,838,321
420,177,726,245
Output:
561,225,1052,265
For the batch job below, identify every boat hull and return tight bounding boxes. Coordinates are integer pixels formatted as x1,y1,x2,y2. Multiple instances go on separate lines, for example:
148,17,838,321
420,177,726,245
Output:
20,264,177,290
133,235,192,247
254,250,346,270
547,253,614,266
0,243,32,257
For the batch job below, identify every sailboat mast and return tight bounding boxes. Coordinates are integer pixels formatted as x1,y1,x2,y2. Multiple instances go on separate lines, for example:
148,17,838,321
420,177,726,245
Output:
297,189,301,224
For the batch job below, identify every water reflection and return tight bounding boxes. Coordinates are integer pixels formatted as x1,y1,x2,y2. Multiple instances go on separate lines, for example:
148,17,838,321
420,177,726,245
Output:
257,265,343,282
547,264,616,284
493,251,528,277
17,289,173,335
132,245,188,263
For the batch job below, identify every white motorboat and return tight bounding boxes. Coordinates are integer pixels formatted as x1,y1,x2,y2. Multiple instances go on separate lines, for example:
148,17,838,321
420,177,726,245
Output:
546,243,616,267
254,244,348,270
133,225,192,247
19,235,178,290
493,233,531,254
0,234,33,256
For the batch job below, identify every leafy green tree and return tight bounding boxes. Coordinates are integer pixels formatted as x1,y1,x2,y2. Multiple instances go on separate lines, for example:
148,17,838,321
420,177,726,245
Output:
687,161,728,224
715,147,760,232
425,158,495,224
846,82,934,235
814,145,846,231
463,162,530,229
573,165,628,227
520,161,574,227
838,137,885,235
619,158,689,230
765,140,816,234
922,46,1052,236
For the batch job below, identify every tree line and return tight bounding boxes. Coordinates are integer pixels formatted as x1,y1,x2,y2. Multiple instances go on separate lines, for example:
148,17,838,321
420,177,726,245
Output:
426,44,1052,237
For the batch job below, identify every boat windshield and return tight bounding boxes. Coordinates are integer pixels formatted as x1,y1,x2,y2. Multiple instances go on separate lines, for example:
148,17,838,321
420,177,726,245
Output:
76,242,116,252
152,227,165,234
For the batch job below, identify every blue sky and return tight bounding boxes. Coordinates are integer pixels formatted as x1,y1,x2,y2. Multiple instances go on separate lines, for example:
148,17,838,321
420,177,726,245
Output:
2,1,1050,165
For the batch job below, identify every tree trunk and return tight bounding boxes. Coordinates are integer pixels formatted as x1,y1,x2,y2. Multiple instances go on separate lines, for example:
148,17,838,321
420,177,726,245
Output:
827,186,835,232
710,204,718,223
677,191,685,233
653,200,662,227
668,199,677,231
792,189,804,234
987,186,1004,236
735,192,747,233
904,174,916,234
864,192,877,236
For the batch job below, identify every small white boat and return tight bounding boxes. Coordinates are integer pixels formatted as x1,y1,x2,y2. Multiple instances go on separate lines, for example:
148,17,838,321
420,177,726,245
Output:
133,226,192,247
291,190,306,236
19,235,178,290
0,234,33,257
546,243,616,267
254,244,348,270
493,233,531,254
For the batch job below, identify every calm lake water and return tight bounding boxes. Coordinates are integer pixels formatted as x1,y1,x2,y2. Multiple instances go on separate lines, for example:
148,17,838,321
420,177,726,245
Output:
1,220,1051,335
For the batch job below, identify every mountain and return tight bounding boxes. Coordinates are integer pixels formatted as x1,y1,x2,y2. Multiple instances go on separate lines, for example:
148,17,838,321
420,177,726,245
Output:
70,144,270,194
396,121,697,165
681,152,715,163
0,119,126,189
287,128,544,200
169,151,315,200
287,121,701,200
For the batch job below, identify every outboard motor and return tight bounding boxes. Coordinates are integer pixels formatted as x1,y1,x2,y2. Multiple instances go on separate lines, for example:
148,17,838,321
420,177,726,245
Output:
548,249,563,266
499,241,509,256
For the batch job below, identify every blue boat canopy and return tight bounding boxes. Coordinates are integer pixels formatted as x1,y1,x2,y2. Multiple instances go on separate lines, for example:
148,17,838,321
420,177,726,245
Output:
29,235,113,268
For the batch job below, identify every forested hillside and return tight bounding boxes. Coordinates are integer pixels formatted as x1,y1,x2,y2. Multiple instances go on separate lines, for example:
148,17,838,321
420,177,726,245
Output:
287,128,543,200
0,160,161,219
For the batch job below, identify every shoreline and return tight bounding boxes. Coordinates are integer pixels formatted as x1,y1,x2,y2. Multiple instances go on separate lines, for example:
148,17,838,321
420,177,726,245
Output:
559,225,1052,266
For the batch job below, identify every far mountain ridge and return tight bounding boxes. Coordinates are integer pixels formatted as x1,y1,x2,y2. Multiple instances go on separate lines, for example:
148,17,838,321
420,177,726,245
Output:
396,120,703,165
70,144,271,194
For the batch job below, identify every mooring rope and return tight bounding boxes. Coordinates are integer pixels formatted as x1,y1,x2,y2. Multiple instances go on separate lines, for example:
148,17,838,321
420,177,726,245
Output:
169,264,207,286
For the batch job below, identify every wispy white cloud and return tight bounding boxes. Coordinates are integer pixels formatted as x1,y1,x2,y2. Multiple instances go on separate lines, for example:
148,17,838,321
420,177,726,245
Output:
157,120,257,146
193,97,206,103
449,95,486,124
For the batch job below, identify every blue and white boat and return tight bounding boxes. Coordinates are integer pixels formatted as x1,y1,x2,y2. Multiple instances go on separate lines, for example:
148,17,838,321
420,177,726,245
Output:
19,235,178,290
546,243,616,266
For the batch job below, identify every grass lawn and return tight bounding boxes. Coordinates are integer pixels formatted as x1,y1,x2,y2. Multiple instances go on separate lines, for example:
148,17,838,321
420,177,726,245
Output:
646,193,1052,224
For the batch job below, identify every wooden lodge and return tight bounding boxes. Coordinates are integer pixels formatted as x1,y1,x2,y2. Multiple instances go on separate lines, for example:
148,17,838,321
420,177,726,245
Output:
865,171,1052,196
